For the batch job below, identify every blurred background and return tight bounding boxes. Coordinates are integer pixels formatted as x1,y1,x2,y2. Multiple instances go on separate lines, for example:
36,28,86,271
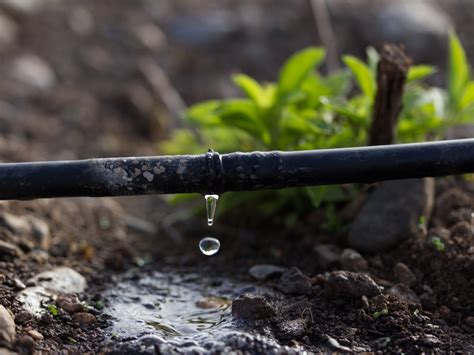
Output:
0,0,467,163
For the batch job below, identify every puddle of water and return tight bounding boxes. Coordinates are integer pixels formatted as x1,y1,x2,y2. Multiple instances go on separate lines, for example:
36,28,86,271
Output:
104,271,290,353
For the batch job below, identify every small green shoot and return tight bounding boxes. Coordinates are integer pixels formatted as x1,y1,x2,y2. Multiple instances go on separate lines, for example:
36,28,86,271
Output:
67,336,78,344
418,215,427,235
430,236,445,252
46,303,58,316
373,308,389,320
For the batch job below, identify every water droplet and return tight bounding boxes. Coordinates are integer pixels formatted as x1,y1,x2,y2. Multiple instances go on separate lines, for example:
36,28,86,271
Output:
199,237,220,256
204,194,219,226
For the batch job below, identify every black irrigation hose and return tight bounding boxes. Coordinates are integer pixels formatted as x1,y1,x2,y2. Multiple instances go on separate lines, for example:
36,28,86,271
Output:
1,138,474,200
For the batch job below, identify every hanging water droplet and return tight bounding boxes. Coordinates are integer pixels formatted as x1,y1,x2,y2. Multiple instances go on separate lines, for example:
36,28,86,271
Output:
204,194,219,226
199,237,221,256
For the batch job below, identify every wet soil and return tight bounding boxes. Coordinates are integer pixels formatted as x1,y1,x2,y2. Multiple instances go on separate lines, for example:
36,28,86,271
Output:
0,0,473,353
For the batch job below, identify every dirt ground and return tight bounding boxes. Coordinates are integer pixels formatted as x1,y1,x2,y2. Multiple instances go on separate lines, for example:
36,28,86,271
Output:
0,0,473,353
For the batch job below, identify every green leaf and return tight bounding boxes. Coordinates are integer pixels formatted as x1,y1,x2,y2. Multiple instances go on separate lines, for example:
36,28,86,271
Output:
448,32,469,108
343,55,376,98
216,99,268,142
460,81,474,109
407,65,436,82
186,100,221,126
232,74,272,108
277,47,325,99
366,46,380,73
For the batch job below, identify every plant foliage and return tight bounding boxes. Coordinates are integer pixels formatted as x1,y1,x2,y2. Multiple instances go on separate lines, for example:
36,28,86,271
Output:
162,33,474,227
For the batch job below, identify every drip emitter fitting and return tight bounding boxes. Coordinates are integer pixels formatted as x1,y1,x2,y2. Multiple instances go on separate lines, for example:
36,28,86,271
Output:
1,139,474,200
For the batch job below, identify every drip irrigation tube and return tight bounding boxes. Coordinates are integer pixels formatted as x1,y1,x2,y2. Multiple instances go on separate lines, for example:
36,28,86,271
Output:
1,139,474,200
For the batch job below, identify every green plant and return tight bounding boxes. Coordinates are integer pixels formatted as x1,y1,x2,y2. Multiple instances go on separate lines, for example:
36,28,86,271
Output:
162,33,474,226
46,303,58,316
430,236,445,252
373,308,389,320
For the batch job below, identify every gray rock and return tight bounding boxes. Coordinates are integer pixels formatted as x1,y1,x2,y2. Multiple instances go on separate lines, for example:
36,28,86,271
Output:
248,264,287,281
277,267,312,295
0,0,59,15
0,213,31,235
313,244,341,269
393,262,416,287
0,240,22,258
16,286,53,316
323,271,381,299
387,284,420,305
28,217,51,250
0,305,15,345
348,178,435,252
231,294,275,320
17,267,87,316
28,267,87,294
340,249,368,272
11,55,56,91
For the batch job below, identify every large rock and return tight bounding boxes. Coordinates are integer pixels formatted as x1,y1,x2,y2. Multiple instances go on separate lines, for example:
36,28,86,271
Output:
348,178,435,253
231,294,275,320
0,305,15,345
17,267,87,316
323,271,381,299
277,267,312,295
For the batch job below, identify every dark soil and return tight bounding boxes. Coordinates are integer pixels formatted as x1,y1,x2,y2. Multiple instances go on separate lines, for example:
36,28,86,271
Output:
0,0,473,353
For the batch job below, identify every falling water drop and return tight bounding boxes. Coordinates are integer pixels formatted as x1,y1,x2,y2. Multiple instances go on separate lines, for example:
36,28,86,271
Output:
204,194,219,226
199,237,221,256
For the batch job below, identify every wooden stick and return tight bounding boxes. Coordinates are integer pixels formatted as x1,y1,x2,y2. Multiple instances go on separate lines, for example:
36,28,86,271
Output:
369,44,411,146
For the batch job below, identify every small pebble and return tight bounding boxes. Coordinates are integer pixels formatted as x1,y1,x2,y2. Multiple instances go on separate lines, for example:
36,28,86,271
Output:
73,312,96,326
465,316,474,328
393,262,417,287
27,329,43,341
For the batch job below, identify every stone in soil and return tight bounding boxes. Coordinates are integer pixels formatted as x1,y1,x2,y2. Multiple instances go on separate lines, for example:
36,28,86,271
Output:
56,294,84,313
0,212,31,235
340,248,368,272
27,267,87,294
313,244,341,269
277,267,312,295
348,178,435,252
393,262,417,287
278,318,306,340
0,305,15,345
231,293,275,320
27,329,43,341
17,267,87,316
248,264,287,281
387,284,420,305
323,271,381,299
11,54,56,91
28,216,51,250
465,316,474,328
73,312,96,326
0,240,22,258
195,296,229,309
